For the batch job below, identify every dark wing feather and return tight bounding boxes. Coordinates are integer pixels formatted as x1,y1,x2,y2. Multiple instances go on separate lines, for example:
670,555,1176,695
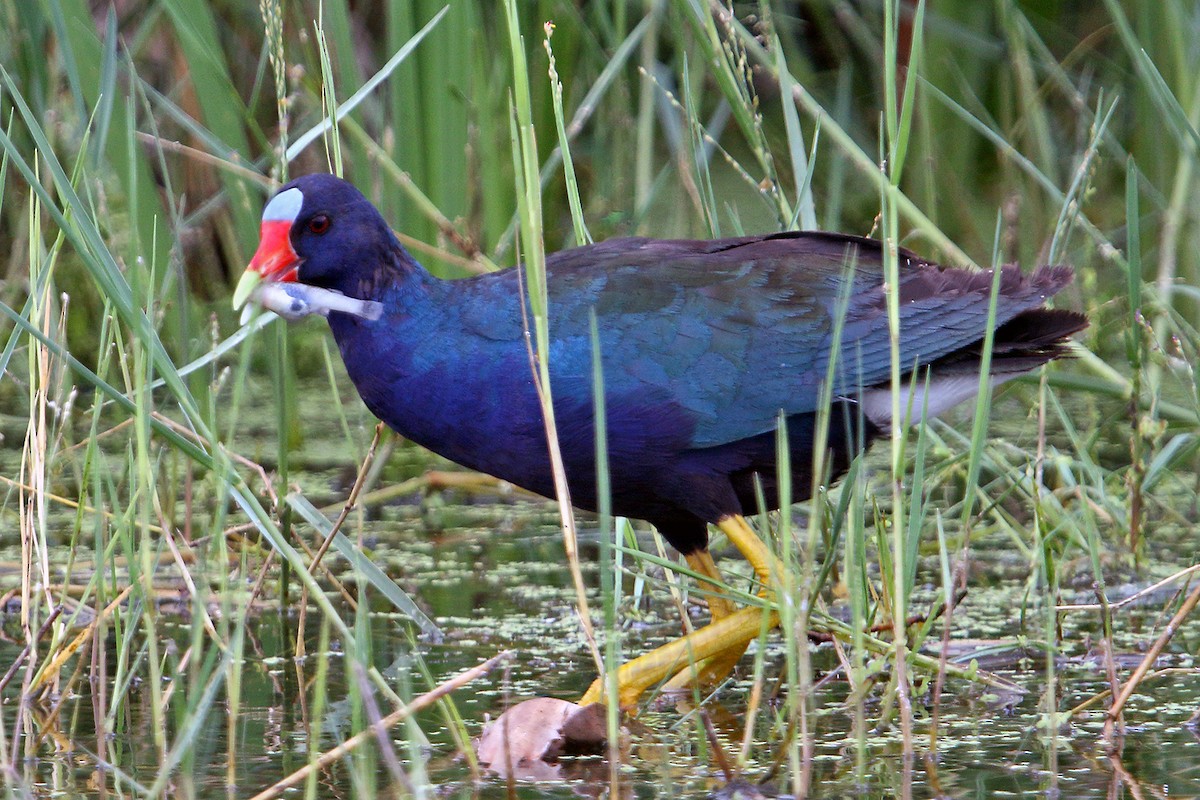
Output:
473,232,1075,449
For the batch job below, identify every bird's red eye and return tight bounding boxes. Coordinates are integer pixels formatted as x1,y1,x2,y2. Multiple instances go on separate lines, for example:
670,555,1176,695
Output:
308,214,331,234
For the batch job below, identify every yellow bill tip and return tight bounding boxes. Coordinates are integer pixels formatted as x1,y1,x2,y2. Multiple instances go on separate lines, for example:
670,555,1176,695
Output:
231,270,262,311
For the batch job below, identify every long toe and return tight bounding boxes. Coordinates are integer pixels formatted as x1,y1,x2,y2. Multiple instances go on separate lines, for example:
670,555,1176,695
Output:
579,605,778,708
660,647,749,696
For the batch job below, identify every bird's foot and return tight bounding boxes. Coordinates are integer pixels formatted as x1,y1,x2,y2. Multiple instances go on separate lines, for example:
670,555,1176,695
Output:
715,515,786,589
578,515,783,709
578,605,777,708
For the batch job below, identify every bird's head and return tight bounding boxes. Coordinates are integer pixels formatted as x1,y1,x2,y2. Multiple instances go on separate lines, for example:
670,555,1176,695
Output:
232,174,400,310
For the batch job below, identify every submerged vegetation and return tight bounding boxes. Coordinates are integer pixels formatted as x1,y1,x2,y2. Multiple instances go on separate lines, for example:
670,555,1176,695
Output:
0,0,1198,797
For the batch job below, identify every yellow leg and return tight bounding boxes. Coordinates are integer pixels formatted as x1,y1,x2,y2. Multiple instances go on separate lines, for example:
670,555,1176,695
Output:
579,605,780,707
579,515,782,708
716,515,785,589
685,550,736,621
659,550,744,694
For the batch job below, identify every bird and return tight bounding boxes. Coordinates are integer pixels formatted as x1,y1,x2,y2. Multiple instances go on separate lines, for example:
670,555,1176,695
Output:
233,173,1087,708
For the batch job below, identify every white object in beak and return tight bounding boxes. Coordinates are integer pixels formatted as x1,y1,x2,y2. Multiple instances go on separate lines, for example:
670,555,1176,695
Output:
250,282,384,322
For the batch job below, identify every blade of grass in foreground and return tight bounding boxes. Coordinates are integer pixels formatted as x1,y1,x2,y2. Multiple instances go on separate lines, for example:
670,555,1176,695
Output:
881,5,912,745
285,493,442,641
590,310,622,781
503,0,603,677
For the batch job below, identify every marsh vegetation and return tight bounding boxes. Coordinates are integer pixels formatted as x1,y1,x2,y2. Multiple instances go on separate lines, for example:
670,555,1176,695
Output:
1,1,1198,797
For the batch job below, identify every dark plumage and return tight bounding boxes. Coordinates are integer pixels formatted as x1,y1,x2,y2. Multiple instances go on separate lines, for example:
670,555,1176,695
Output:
238,174,1086,555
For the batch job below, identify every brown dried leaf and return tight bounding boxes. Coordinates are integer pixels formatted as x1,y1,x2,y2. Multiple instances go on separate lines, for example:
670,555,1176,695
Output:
476,697,608,778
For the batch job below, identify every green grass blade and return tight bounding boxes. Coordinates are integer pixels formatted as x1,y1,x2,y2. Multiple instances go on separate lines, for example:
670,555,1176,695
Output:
285,493,442,641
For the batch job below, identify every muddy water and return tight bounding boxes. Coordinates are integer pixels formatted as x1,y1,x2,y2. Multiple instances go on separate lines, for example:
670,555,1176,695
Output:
1,378,1198,798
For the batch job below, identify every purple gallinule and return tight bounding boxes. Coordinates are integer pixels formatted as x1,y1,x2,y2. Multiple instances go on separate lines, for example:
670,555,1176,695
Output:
233,174,1086,707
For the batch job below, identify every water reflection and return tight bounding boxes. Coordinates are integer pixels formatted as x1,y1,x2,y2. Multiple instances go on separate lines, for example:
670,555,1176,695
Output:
3,394,1200,797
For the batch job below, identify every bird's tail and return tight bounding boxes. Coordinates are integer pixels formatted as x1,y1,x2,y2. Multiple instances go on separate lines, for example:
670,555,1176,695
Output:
857,299,1088,430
